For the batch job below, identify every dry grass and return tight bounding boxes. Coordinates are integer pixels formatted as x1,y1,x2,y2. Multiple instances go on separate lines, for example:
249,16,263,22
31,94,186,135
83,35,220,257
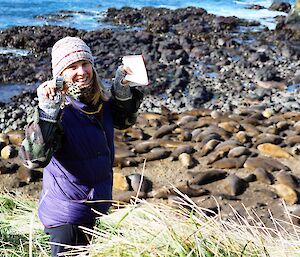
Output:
0,190,300,257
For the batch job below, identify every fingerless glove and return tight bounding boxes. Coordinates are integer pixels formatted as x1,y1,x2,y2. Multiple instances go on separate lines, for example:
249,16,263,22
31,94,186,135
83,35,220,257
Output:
37,83,64,122
113,66,133,101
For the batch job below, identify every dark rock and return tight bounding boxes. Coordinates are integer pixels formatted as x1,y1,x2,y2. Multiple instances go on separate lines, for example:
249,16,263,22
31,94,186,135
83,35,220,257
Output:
189,86,213,108
246,4,266,10
255,67,282,82
269,1,291,13
126,173,153,193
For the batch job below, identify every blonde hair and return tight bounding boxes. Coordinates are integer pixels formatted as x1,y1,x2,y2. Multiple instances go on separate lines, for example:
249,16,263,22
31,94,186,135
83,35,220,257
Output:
92,68,111,104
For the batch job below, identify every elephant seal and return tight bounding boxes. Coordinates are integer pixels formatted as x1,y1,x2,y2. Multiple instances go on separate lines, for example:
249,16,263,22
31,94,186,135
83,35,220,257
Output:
178,153,194,169
254,168,273,185
212,156,247,169
220,174,248,196
141,147,171,161
113,191,147,203
148,182,208,199
188,169,227,185
244,157,290,172
257,143,291,159
170,145,194,160
275,170,298,189
152,124,178,139
272,184,298,205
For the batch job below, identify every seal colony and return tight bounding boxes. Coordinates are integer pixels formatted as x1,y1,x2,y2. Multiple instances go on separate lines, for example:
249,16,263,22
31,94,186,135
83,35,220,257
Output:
1,5,300,230
2,105,300,230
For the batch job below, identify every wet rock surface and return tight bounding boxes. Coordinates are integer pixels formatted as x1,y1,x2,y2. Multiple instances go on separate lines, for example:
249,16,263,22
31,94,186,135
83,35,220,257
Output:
1,6,300,231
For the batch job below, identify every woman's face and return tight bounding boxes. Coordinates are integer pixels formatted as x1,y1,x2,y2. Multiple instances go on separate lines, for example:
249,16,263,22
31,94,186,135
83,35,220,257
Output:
61,60,93,87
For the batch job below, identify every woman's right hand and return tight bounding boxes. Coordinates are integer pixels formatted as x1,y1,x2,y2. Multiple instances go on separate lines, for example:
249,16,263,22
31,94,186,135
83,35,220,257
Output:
39,79,68,100
37,79,67,120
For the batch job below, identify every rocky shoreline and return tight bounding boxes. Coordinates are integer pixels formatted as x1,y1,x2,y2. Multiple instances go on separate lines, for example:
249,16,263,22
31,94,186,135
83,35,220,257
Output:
0,6,300,131
1,6,300,231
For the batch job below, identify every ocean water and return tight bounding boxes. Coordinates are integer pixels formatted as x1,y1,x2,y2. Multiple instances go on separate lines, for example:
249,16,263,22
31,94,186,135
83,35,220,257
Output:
0,0,294,31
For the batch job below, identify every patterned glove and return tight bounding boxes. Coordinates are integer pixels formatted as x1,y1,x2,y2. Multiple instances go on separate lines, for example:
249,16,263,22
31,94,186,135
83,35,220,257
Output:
113,66,133,101
37,83,64,122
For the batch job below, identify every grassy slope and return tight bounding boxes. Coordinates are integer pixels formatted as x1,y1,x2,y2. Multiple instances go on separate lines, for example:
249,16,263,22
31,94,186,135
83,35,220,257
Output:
0,193,300,257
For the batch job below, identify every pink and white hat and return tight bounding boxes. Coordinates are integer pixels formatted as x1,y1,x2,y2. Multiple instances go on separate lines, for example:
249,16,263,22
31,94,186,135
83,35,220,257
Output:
51,37,94,78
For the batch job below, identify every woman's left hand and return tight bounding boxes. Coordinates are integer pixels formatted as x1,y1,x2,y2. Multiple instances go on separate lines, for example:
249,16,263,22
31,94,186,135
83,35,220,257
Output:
119,65,133,85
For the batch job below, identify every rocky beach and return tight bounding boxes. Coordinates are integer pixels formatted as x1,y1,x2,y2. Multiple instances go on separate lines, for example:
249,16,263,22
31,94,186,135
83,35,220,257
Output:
1,4,300,231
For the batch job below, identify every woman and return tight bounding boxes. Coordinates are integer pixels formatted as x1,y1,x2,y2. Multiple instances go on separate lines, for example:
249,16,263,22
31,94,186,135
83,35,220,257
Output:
19,36,143,256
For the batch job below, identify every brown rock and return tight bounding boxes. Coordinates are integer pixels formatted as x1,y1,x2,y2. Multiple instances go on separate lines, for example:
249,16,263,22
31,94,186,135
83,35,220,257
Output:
113,173,129,191
6,130,25,146
0,133,9,151
1,145,17,159
16,166,32,184
0,161,8,174
262,108,274,118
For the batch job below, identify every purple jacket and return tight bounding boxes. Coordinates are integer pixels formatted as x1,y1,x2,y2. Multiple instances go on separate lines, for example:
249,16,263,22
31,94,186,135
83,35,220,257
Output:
38,98,114,227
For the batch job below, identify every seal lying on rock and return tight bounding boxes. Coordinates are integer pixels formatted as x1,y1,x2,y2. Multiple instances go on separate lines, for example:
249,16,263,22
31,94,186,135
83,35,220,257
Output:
220,174,248,196
147,182,209,199
244,156,290,172
188,169,228,185
257,143,291,159
211,155,247,169
170,144,194,160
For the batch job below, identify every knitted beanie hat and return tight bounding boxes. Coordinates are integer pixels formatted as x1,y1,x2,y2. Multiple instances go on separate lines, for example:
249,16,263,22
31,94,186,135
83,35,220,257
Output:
52,37,94,78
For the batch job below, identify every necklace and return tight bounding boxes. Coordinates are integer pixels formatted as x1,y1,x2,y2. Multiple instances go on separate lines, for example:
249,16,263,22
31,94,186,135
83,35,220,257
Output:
69,97,103,115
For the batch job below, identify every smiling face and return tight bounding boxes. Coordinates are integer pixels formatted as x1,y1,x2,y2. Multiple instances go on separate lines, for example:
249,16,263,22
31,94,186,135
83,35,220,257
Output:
61,60,93,87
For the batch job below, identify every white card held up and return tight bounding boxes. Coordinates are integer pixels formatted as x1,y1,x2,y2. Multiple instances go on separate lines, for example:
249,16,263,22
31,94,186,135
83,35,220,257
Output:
122,55,148,86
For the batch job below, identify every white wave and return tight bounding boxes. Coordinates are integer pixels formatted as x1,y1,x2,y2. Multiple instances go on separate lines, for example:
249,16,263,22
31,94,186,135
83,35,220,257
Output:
0,47,30,56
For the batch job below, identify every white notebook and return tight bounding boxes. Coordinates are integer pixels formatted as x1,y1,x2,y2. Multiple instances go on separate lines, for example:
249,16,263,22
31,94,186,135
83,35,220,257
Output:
122,55,149,86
